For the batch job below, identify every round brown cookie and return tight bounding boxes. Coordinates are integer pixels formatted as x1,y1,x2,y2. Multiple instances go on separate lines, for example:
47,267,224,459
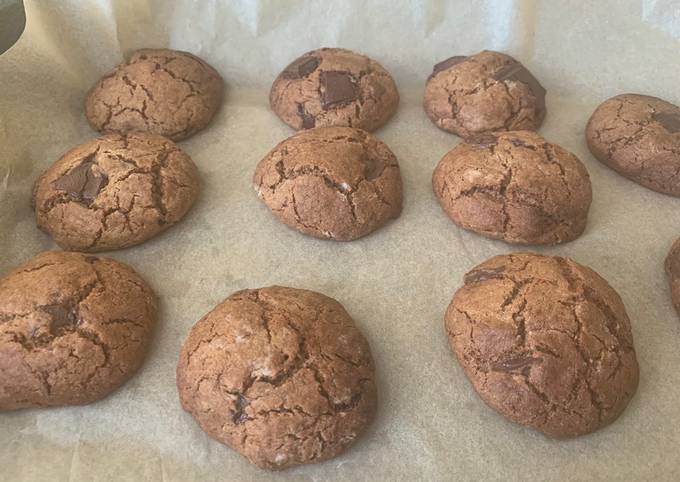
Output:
0,251,156,411
586,94,680,196
664,237,680,315
33,132,200,252
254,126,402,241
424,50,546,138
446,253,639,438
432,130,592,245
176,286,376,470
269,48,399,132
85,48,224,141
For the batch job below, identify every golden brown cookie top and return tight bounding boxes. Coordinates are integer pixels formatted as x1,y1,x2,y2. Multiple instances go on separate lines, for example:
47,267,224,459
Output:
270,48,399,132
33,132,199,252
586,93,680,196
0,251,156,411
85,48,224,141
253,126,402,241
424,50,546,138
432,130,592,245
446,253,639,438
176,286,377,470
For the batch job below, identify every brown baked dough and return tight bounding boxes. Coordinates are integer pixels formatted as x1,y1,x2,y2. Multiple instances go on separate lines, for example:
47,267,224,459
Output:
85,48,224,141
586,93,680,196
424,50,546,138
254,126,402,241
0,251,156,411
176,286,377,470
32,132,199,252
270,48,399,132
445,253,639,438
432,130,592,245
665,237,680,316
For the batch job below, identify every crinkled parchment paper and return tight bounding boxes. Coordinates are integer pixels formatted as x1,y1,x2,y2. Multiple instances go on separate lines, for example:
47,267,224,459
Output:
2,0,680,480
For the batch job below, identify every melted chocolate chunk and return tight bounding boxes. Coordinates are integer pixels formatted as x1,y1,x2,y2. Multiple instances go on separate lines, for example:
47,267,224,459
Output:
320,71,358,109
429,56,467,80
494,62,546,113
653,112,680,134
281,56,321,79
54,159,108,204
297,103,316,129
464,266,505,284
492,356,542,372
509,138,538,150
43,304,78,336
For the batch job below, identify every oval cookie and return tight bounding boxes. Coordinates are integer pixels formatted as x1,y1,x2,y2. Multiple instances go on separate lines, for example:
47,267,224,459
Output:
270,48,399,132
0,251,156,411
33,132,200,252
254,126,402,241
424,50,546,138
432,130,592,245
586,93,680,196
445,253,639,437
176,286,377,470
85,48,224,141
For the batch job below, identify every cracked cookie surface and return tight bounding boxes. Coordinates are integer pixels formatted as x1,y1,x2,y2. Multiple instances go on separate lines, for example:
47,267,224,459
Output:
176,286,377,470
0,251,156,411
33,132,200,252
424,50,546,138
446,253,639,438
586,93,680,196
432,130,592,245
664,237,680,316
270,48,399,132
254,126,402,241
85,48,224,141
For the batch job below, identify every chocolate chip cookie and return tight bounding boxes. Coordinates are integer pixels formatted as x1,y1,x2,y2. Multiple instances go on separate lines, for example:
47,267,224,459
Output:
33,132,200,252
446,253,639,438
586,94,680,196
176,286,377,470
270,48,399,132
254,126,402,241
424,50,546,138
432,131,592,245
0,251,156,411
665,237,680,316
85,48,224,141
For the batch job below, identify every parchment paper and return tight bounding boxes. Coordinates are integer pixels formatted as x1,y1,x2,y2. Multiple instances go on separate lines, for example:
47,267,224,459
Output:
2,1,680,480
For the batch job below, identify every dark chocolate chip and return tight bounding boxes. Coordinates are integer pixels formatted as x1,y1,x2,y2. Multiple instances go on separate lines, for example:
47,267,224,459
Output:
509,138,538,150
464,266,505,284
320,71,358,109
492,356,542,372
494,62,546,114
54,159,108,205
428,56,467,80
297,103,316,129
43,304,78,336
281,56,320,80
468,133,499,148
653,112,680,134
